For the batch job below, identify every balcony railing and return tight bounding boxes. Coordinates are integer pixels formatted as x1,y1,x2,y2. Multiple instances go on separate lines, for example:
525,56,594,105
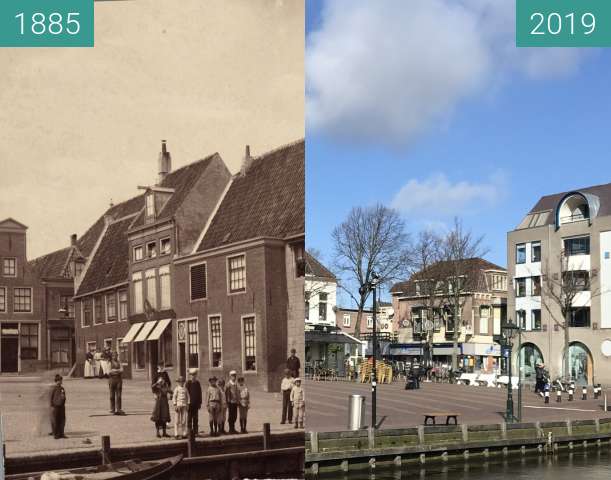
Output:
560,212,589,224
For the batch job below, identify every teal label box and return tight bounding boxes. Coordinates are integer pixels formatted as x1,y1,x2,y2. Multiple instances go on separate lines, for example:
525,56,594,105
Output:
517,0,611,47
0,0,94,47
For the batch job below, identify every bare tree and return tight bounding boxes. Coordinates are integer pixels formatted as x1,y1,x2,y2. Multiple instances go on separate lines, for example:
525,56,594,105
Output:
541,252,599,381
441,218,488,370
332,204,412,339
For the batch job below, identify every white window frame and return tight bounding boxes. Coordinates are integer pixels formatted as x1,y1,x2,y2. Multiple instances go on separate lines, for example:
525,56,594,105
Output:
145,192,155,218
343,314,351,327
145,268,157,310
116,337,128,366
118,289,128,322
189,261,208,302
208,314,223,370
479,306,490,335
80,300,91,328
241,314,257,374
103,337,113,352
160,237,171,256
367,316,373,328
0,286,6,313
187,317,200,371
86,341,97,353
132,271,143,314
133,245,144,262
93,296,104,325
13,287,33,313
227,253,247,295
159,265,171,309
19,322,41,361
3,257,17,277
105,292,117,323
146,241,157,259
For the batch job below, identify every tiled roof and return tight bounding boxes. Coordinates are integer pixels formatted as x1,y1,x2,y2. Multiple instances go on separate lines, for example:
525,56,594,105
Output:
197,140,304,251
29,247,73,279
305,252,336,281
390,257,506,295
76,216,136,295
130,155,217,229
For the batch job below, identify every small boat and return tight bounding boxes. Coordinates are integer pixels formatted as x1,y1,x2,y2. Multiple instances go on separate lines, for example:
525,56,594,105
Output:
7,454,183,480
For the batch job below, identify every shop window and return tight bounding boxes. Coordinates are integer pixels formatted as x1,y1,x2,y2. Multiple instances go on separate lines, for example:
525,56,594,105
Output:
20,323,38,359
134,342,146,369
160,327,173,367
51,328,71,364
117,338,129,365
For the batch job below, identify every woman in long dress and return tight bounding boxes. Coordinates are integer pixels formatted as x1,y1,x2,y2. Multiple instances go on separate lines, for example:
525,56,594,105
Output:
151,377,171,438
93,349,102,378
84,351,95,378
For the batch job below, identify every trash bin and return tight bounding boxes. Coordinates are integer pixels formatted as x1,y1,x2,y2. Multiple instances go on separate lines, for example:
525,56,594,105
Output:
348,394,366,430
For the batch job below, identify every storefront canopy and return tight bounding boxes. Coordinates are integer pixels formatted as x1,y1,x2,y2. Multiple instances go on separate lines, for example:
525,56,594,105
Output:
121,322,144,344
305,330,363,345
133,321,157,342
147,318,172,341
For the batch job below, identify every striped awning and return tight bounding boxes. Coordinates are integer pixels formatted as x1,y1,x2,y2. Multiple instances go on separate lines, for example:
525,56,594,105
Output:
121,323,144,344
147,319,172,341
133,321,157,342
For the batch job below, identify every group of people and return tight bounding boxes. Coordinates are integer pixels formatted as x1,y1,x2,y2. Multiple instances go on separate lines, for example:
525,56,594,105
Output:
150,367,251,439
84,347,115,379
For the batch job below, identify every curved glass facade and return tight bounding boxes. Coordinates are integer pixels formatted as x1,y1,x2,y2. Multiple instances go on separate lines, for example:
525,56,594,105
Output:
518,343,544,381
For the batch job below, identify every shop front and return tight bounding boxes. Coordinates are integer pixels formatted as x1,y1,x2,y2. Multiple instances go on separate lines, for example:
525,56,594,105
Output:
121,318,174,380
461,342,501,373
305,328,362,377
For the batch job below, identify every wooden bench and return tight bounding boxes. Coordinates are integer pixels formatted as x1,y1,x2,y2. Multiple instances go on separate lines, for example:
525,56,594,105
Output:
423,412,460,425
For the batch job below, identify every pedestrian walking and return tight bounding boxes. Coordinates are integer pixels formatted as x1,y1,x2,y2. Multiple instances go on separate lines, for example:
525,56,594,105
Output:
186,368,202,436
206,377,222,437
280,369,293,424
108,352,125,415
225,370,239,434
50,374,67,439
237,376,250,434
217,378,227,434
151,377,171,438
172,376,190,439
287,348,301,378
290,377,304,429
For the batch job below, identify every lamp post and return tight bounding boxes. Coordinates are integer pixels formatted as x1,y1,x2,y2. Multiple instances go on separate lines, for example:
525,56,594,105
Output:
359,271,380,429
502,322,519,423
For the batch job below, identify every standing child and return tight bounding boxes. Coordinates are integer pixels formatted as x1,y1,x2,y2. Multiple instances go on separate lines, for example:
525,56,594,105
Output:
151,377,171,438
206,377,221,437
172,376,190,439
237,377,250,434
217,378,227,434
186,368,202,437
50,374,67,439
290,377,305,429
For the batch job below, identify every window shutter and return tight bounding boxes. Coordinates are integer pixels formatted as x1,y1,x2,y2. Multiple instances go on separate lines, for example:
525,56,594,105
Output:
191,264,207,300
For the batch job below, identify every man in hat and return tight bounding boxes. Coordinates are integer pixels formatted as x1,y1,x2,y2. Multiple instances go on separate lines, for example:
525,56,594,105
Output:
186,368,202,436
50,374,67,439
286,348,301,378
225,370,240,434
535,362,545,394
206,376,222,436
280,369,294,424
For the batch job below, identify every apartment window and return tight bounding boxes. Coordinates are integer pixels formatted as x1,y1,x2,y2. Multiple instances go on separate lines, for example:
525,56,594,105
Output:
190,263,207,300
564,236,590,256
117,338,129,365
59,295,74,318
3,258,16,277
188,319,199,368
106,293,117,322
532,276,541,296
0,287,6,312
118,290,128,321
145,269,157,310
517,310,526,330
20,324,38,359
133,272,143,313
133,245,144,262
532,309,542,331
160,237,171,255
134,342,146,369
343,314,351,327
569,307,590,328
210,316,223,368
146,241,157,259
228,254,246,293
82,299,92,327
516,244,526,264
14,287,32,312
531,242,541,262
564,270,590,291
491,274,507,291
515,278,526,297
159,328,173,367
318,292,328,321
243,316,256,371
367,315,373,328
479,306,490,335
145,193,155,218
159,265,171,309
94,296,103,324
50,328,70,364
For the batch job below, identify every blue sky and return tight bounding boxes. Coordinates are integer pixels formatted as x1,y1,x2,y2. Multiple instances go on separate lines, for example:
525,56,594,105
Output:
306,1,611,303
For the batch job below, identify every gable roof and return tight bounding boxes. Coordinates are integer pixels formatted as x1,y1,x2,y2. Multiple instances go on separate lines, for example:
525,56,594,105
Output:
305,252,336,281
390,257,506,295
197,140,304,251
0,218,28,231
29,246,73,279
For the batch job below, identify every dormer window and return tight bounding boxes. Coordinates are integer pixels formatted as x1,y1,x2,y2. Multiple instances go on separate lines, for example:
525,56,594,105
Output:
145,193,155,219
558,193,591,226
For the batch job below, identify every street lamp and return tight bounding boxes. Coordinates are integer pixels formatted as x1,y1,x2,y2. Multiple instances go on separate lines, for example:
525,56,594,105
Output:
359,271,380,429
502,322,520,423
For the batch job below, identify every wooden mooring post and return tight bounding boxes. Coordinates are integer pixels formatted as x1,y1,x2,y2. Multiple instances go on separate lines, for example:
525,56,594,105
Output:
101,435,111,465
263,423,271,450
188,429,196,458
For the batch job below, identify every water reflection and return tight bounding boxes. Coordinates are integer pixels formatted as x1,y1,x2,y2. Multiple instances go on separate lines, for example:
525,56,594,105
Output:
313,451,611,480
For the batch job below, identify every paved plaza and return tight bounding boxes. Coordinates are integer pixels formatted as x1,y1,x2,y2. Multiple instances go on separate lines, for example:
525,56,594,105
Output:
305,379,611,432
0,377,295,455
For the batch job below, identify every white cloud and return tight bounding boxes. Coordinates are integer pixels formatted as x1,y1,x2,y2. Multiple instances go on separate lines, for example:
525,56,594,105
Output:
307,0,589,145
391,172,507,217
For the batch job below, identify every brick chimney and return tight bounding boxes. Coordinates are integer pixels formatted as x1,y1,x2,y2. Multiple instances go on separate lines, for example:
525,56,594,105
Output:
158,140,172,184
239,144,253,176
70,234,77,246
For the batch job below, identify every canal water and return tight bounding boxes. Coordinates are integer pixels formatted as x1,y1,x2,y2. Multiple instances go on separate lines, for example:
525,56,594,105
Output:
313,450,611,480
